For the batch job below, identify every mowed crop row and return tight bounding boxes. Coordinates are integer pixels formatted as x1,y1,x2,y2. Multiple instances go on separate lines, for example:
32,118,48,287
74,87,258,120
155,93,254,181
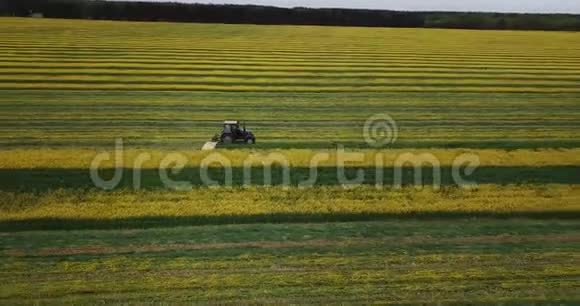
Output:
1,91,578,149
1,220,578,304
1,186,579,230
0,18,579,92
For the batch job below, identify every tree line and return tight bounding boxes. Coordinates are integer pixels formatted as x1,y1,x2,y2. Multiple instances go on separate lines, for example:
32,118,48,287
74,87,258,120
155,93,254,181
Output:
1,0,579,31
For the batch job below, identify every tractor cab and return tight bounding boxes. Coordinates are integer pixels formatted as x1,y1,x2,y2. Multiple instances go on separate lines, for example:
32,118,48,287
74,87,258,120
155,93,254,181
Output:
215,120,256,144
223,120,241,135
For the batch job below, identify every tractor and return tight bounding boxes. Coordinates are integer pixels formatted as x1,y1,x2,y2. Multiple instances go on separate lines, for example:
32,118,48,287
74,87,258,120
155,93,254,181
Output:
212,120,256,144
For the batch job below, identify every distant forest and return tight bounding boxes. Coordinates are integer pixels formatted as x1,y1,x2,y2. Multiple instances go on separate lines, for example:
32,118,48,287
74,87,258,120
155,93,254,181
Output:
1,0,579,31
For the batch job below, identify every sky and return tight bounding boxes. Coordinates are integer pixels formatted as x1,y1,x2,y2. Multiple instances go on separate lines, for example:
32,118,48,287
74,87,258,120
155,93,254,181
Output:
121,0,580,14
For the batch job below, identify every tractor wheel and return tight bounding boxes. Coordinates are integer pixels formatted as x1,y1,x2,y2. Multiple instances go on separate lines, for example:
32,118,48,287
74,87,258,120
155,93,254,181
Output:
246,138,255,144
223,136,233,144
